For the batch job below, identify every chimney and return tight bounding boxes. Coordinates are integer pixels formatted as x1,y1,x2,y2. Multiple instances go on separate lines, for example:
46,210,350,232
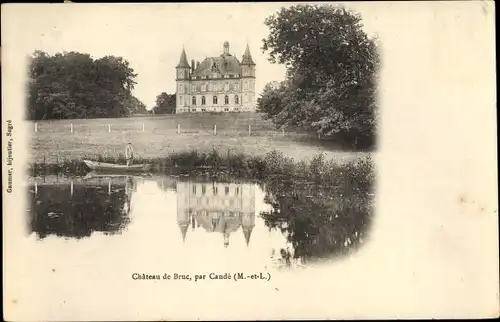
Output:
191,59,195,73
223,41,229,55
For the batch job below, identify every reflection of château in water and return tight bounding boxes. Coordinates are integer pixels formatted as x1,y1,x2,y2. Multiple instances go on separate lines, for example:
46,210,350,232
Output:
177,181,256,247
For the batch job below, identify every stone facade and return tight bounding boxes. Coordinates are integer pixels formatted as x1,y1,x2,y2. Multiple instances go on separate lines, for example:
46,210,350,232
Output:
175,41,256,113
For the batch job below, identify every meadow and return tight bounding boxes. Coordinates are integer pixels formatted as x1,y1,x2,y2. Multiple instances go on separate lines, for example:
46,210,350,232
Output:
28,113,370,165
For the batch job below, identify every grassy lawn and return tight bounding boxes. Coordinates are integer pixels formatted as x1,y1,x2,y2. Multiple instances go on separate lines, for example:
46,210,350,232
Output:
28,113,370,164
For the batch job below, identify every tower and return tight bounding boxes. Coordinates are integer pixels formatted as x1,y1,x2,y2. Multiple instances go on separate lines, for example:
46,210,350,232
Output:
223,41,230,56
176,47,191,113
241,212,255,246
240,44,256,111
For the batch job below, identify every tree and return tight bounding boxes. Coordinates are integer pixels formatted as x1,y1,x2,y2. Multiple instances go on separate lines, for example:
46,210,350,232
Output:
152,92,176,114
261,4,380,148
256,81,288,119
26,50,142,120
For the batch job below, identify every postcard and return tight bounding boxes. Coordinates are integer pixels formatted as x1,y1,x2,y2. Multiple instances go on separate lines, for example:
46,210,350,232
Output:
2,1,498,320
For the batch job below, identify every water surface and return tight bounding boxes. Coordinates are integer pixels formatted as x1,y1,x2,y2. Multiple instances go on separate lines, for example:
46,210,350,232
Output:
27,172,373,271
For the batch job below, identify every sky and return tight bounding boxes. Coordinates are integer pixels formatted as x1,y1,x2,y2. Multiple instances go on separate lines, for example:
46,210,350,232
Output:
4,2,381,109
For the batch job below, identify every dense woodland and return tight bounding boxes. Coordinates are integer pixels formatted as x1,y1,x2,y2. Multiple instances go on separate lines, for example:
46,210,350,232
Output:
258,5,380,149
27,51,147,120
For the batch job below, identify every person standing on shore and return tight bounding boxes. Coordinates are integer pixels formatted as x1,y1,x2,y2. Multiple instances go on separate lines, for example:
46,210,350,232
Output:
125,142,134,166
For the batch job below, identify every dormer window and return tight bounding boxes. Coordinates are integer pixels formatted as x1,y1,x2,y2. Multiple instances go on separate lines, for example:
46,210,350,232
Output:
213,96,218,105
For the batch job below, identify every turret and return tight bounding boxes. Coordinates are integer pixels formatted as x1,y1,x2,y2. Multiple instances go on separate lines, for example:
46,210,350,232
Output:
176,47,191,114
243,227,253,246
179,222,189,242
176,47,190,80
223,41,230,56
241,44,255,66
240,43,256,111
242,212,255,246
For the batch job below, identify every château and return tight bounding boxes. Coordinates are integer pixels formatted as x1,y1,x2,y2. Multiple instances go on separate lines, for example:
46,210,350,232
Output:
175,41,256,113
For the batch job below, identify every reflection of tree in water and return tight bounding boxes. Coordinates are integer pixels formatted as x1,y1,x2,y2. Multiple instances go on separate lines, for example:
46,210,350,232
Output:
28,182,131,239
260,178,373,262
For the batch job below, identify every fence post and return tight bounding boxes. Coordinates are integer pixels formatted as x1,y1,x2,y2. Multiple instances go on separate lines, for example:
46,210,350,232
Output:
70,180,74,197
34,123,38,133
248,124,252,136
177,124,180,134
70,123,73,133
213,124,217,135
108,178,111,195
142,123,145,132
108,124,111,133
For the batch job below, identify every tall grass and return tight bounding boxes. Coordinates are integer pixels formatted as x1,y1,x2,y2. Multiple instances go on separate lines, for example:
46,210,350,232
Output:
29,149,374,189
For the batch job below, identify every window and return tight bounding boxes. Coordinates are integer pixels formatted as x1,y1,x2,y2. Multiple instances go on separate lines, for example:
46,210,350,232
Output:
244,81,248,90
225,187,229,195
202,84,206,92
201,96,206,105
192,96,196,105
192,84,196,92
179,84,183,93
201,108,206,112
192,185,197,194
213,96,218,105
224,95,229,105
235,95,239,104
202,185,206,195
191,108,197,112
213,186,218,195
244,94,248,103
224,108,229,112
235,84,239,91
179,96,183,106
224,83,229,91
236,187,239,195
229,74,234,78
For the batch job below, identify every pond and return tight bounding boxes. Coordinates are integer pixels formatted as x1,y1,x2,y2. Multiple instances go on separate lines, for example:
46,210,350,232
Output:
26,172,373,272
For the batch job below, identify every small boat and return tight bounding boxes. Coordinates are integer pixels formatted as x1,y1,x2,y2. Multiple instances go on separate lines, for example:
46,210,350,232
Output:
83,160,152,172
83,171,150,180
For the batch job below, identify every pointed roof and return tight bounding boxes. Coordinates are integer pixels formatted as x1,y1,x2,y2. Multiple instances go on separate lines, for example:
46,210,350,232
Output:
179,223,189,242
176,47,190,69
241,44,255,65
243,227,253,246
